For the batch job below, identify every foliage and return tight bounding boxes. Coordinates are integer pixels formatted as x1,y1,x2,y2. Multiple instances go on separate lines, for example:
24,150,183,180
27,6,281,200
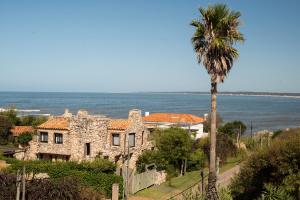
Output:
0,173,105,200
0,115,13,144
258,184,294,200
154,127,193,173
1,157,121,197
136,150,168,173
218,121,246,137
187,149,205,172
203,112,223,132
218,187,233,200
229,129,300,200
20,115,47,127
196,135,237,165
17,132,33,145
0,108,20,125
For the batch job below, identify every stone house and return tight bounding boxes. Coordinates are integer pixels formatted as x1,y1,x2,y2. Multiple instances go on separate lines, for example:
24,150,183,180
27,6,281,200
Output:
21,109,152,170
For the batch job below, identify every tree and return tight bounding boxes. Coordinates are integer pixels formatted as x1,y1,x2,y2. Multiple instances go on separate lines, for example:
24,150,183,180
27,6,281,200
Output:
17,132,33,146
153,127,193,175
218,121,246,137
191,4,244,199
203,112,223,132
0,115,13,144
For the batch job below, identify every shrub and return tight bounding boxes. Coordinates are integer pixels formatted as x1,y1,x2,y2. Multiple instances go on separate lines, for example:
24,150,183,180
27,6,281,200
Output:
196,134,237,165
257,184,294,200
0,173,83,200
218,121,247,137
1,157,122,197
187,149,205,171
230,129,300,200
17,132,33,145
136,150,168,173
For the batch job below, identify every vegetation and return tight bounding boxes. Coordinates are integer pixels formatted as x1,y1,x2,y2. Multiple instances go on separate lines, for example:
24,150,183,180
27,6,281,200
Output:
218,121,246,138
190,4,244,199
17,132,33,145
0,173,105,200
203,113,223,132
137,127,205,177
229,128,300,200
0,115,13,145
0,108,47,145
0,156,122,197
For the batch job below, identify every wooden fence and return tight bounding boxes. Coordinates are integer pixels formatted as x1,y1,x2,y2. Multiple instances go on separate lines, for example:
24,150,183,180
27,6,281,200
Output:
130,169,157,194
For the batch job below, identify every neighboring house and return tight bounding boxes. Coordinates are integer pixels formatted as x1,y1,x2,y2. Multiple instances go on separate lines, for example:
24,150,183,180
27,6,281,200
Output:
19,109,152,170
10,125,34,138
143,112,207,139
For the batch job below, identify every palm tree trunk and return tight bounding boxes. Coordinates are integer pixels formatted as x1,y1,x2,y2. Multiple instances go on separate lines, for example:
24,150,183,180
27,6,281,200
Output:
206,78,219,200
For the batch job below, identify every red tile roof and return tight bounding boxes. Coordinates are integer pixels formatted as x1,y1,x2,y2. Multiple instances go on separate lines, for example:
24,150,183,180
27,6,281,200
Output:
37,117,70,130
108,119,132,130
143,113,204,124
10,126,34,136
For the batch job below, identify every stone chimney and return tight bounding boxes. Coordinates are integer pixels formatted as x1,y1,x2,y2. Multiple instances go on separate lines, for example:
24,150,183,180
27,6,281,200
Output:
128,109,143,123
62,109,72,118
77,110,89,118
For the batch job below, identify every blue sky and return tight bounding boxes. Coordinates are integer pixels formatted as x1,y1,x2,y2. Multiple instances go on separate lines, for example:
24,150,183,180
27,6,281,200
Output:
1,0,299,93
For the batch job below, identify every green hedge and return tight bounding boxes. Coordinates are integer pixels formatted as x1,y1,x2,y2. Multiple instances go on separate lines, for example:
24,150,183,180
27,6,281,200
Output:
0,156,123,197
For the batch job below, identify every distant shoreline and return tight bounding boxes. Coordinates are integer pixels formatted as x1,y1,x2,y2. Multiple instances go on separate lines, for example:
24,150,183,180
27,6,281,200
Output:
1,91,300,98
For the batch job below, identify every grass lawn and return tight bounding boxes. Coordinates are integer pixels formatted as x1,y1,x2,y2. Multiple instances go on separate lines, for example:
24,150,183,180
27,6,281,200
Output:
134,155,243,200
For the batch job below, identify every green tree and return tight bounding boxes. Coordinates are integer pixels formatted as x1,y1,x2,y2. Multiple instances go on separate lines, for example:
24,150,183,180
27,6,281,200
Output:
203,112,223,132
20,116,47,127
218,121,246,137
191,4,244,199
0,115,13,144
17,132,33,145
154,127,193,175
0,108,20,125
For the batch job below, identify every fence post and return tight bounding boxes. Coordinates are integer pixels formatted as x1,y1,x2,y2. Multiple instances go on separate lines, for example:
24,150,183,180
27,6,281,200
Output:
201,170,204,195
21,166,26,200
112,183,119,200
16,169,20,200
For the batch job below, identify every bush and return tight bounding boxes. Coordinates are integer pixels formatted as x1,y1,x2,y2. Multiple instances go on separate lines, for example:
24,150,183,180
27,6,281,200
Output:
1,157,122,197
17,132,33,145
136,150,168,173
218,121,246,138
187,149,205,171
230,129,300,200
196,134,237,165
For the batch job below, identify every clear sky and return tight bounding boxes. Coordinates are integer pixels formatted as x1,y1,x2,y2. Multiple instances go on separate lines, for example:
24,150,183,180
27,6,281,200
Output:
1,0,299,93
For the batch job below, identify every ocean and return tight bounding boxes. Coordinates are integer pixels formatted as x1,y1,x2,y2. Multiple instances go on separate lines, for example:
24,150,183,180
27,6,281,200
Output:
0,92,300,133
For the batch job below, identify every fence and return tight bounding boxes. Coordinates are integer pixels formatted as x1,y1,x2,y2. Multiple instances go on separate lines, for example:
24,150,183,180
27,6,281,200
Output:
130,169,157,194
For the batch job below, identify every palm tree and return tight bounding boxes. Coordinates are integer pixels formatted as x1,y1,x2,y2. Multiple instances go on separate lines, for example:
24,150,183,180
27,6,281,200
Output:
190,4,244,199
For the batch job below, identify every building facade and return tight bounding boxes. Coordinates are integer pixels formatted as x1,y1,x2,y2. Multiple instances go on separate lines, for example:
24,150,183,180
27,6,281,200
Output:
21,109,152,170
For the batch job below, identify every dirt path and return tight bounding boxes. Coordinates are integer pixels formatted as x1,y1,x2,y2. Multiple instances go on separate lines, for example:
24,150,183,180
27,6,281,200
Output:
217,165,240,187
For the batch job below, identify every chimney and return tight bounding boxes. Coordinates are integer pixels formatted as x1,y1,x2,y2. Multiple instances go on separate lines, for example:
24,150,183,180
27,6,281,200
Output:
128,109,142,123
204,113,208,121
62,108,72,118
145,112,150,117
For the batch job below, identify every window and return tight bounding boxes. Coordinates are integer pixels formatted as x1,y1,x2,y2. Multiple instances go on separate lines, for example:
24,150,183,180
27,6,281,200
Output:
40,132,48,143
129,133,135,147
85,143,91,156
54,133,63,144
112,133,120,146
